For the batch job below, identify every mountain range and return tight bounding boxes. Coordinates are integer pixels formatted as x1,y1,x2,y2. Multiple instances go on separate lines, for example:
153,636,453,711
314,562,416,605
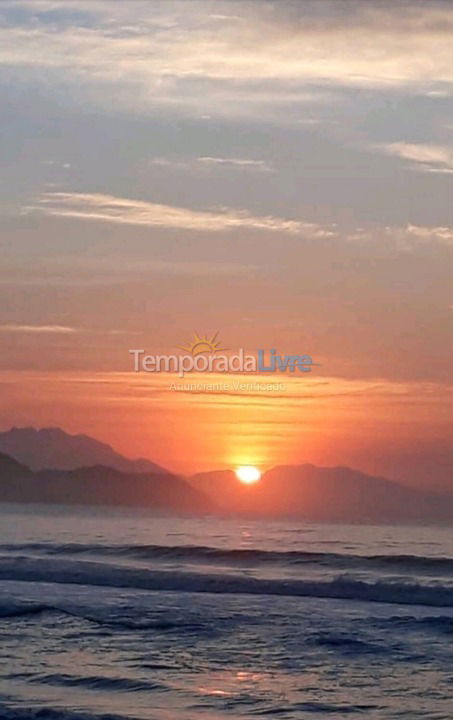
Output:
0,427,167,474
190,465,453,523
0,451,212,514
1,426,453,522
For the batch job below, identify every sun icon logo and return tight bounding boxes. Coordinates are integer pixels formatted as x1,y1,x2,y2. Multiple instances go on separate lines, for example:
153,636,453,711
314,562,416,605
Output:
177,331,227,356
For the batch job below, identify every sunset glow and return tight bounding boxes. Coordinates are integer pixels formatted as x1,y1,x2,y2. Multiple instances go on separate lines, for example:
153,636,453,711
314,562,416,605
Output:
0,0,451,493
1,3,453,719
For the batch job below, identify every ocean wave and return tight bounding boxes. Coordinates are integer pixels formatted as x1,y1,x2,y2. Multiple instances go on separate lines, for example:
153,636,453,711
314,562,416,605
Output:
255,701,378,714
1,555,453,608
0,700,376,720
28,673,165,693
0,598,210,633
0,600,54,619
374,615,453,635
2,541,453,575
0,707,134,720
307,633,388,655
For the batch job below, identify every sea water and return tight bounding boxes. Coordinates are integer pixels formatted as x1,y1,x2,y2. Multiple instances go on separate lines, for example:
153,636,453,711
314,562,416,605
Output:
0,504,452,719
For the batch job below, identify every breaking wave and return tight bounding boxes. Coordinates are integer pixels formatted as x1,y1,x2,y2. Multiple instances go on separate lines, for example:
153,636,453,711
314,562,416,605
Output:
1,555,453,608
2,541,453,575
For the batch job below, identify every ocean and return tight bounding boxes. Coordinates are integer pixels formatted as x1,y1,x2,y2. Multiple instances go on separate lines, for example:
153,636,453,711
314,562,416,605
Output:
0,504,452,719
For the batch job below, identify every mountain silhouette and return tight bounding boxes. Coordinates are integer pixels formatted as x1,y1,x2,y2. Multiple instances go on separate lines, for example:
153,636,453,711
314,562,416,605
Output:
0,452,213,513
190,464,453,522
0,427,167,474
1,442,453,522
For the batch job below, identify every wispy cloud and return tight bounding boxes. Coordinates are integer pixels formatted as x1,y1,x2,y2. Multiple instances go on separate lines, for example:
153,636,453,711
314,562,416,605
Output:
148,158,190,170
0,324,77,334
149,156,273,173
20,191,453,248
0,324,135,335
346,223,453,249
0,1,452,121
197,157,273,172
404,224,453,244
25,192,334,236
376,142,453,173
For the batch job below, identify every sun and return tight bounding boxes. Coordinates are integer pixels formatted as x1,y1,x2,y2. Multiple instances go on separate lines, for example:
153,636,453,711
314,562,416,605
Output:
235,466,261,485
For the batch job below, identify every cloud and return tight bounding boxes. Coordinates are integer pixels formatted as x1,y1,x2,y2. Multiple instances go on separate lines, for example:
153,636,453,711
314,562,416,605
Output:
148,158,190,169
42,159,72,169
197,157,273,172
18,191,453,249
0,1,452,120
0,324,77,334
25,192,334,236
149,156,273,172
346,222,453,249
377,142,453,173
404,224,453,244
0,324,135,336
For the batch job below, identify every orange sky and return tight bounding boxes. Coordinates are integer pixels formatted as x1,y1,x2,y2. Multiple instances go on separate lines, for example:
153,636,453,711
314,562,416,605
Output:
1,369,451,491
0,1,452,493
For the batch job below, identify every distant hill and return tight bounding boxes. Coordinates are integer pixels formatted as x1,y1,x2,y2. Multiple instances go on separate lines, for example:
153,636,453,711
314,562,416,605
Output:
0,427,167,475
0,453,32,501
0,452,213,513
190,464,453,523
1,447,452,522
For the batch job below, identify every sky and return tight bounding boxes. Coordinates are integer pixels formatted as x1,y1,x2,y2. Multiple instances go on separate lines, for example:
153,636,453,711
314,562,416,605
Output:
0,0,452,488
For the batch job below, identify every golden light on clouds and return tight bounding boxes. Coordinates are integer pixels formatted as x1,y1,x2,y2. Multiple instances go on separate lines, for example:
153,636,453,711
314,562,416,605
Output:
26,192,307,234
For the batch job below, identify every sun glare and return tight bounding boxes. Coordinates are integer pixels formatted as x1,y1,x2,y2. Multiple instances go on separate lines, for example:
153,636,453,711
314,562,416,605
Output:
235,465,261,485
